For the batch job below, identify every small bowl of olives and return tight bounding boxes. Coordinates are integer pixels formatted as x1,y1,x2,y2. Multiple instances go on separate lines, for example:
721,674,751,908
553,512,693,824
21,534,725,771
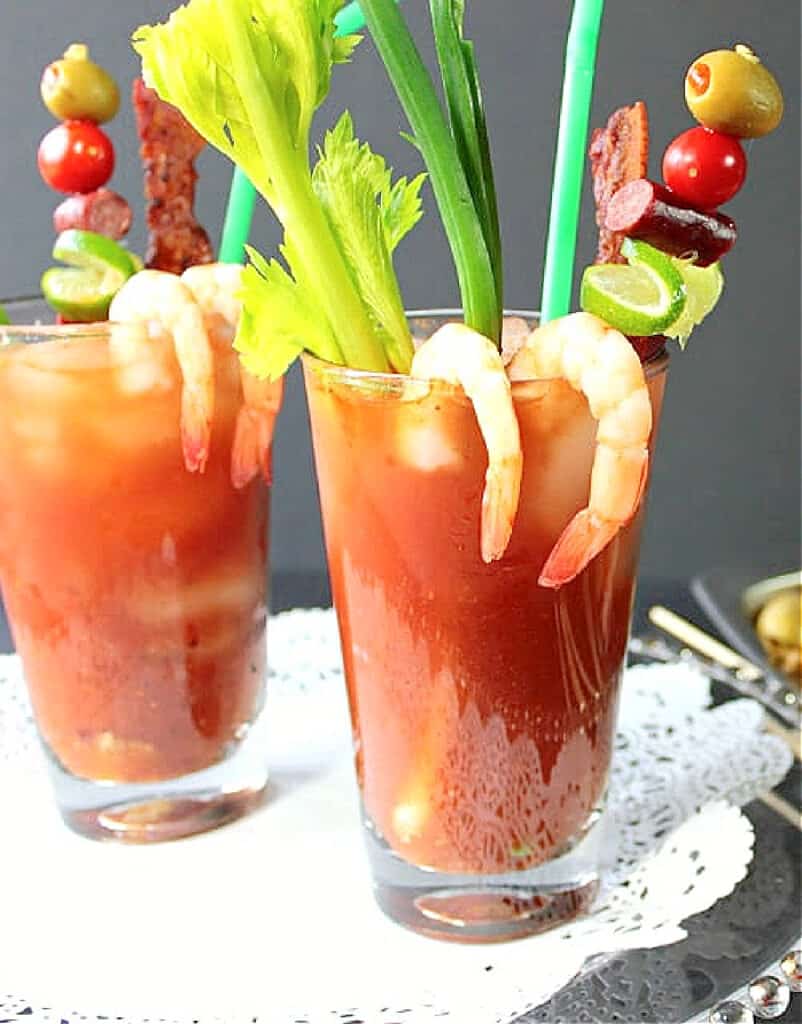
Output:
692,568,801,718
743,572,802,689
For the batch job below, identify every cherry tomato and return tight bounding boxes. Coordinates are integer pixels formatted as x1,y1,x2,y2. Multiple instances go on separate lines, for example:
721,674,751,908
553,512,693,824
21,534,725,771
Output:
37,120,115,194
662,127,746,210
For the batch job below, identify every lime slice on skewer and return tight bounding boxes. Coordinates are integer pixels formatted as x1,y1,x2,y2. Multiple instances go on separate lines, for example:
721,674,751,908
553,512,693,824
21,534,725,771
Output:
53,228,138,280
42,267,116,321
42,229,137,321
664,260,724,348
580,238,687,336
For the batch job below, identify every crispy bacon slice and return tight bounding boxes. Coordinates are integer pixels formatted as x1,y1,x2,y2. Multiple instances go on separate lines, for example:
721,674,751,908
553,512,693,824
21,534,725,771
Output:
589,101,649,264
132,78,214,274
590,102,665,362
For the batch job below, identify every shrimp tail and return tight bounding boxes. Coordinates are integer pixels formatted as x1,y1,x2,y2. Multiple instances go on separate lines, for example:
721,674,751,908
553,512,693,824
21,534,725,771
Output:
231,409,261,490
539,452,649,588
181,392,212,473
538,511,621,588
231,407,277,489
481,459,522,563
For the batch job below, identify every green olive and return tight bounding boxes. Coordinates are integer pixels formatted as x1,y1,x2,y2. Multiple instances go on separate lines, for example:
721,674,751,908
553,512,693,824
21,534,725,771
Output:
756,590,801,647
685,45,784,138
40,43,120,124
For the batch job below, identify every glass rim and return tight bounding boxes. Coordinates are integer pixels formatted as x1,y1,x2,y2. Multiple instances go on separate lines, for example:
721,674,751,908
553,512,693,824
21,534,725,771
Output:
2,311,670,384
0,321,120,344
303,309,670,389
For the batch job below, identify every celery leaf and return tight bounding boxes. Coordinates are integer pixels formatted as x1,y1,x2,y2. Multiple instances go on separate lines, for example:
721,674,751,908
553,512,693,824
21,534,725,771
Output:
234,246,343,381
134,0,357,227
312,113,423,372
134,0,417,373
134,0,273,200
384,172,427,252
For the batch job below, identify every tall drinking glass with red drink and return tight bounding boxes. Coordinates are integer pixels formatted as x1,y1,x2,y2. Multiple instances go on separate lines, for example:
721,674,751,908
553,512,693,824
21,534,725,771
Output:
305,314,668,938
0,310,278,841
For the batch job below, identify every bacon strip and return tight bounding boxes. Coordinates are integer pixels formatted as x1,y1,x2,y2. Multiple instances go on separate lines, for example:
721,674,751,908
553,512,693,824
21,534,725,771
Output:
132,78,214,274
589,101,649,264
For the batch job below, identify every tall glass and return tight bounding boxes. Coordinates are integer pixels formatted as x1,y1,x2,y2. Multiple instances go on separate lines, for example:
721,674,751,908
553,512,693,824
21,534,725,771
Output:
0,322,272,841
304,313,668,941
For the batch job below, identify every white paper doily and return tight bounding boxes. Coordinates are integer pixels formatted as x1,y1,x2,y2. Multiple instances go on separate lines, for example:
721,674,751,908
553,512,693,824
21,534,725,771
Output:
0,607,792,1024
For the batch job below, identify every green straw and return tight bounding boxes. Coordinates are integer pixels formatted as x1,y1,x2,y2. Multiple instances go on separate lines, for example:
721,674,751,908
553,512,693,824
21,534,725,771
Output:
334,0,379,35
218,167,258,264
540,0,604,323
217,0,401,264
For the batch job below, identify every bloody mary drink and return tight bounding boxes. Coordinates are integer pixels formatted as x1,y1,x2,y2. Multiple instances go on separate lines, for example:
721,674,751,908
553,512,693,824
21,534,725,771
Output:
305,316,668,939
0,312,275,841
133,0,784,943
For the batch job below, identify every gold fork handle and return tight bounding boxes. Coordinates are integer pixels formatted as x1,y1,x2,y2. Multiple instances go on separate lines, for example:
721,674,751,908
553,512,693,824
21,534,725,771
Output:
648,605,764,682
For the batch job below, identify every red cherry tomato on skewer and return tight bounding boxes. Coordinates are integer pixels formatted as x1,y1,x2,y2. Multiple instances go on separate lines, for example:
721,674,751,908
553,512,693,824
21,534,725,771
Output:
37,120,115,194
662,127,746,211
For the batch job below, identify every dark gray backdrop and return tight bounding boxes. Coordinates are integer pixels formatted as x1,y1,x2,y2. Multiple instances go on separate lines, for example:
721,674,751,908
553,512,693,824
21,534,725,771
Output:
1,1,799,584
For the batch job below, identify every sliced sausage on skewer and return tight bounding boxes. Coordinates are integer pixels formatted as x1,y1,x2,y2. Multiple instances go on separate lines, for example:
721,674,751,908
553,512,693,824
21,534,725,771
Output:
53,188,133,240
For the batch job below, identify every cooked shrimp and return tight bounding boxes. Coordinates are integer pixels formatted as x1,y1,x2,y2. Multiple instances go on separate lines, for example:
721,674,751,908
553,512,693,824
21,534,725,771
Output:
411,322,523,562
181,262,284,489
181,263,243,344
507,311,653,588
109,270,214,472
500,315,531,365
231,371,284,488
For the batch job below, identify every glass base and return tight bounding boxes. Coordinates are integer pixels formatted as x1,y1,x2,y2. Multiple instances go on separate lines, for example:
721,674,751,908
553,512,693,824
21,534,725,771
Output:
364,806,605,942
45,726,269,843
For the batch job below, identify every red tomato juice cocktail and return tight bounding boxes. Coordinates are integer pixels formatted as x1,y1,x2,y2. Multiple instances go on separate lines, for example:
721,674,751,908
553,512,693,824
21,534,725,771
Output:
306,328,667,890
0,322,271,819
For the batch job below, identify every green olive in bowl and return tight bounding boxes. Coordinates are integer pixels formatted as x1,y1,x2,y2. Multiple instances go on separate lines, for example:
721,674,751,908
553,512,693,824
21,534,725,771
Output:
755,588,801,682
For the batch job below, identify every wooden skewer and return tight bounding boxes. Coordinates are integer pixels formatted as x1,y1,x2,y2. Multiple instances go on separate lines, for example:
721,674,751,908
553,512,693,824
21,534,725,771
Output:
763,714,802,763
645,606,802,825
648,605,764,682
759,790,802,831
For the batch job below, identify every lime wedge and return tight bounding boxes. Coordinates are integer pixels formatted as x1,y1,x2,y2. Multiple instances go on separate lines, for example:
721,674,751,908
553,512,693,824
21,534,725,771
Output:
53,228,138,280
42,267,118,321
664,260,724,348
581,238,687,336
0,303,9,326
43,229,137,321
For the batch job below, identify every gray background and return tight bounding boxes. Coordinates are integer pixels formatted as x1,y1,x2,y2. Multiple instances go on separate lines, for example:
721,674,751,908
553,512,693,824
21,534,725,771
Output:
0,1,798,584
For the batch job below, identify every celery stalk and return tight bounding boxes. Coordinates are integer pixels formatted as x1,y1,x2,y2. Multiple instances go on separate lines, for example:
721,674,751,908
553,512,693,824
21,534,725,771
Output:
136,0,426,376
217,1,386,371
